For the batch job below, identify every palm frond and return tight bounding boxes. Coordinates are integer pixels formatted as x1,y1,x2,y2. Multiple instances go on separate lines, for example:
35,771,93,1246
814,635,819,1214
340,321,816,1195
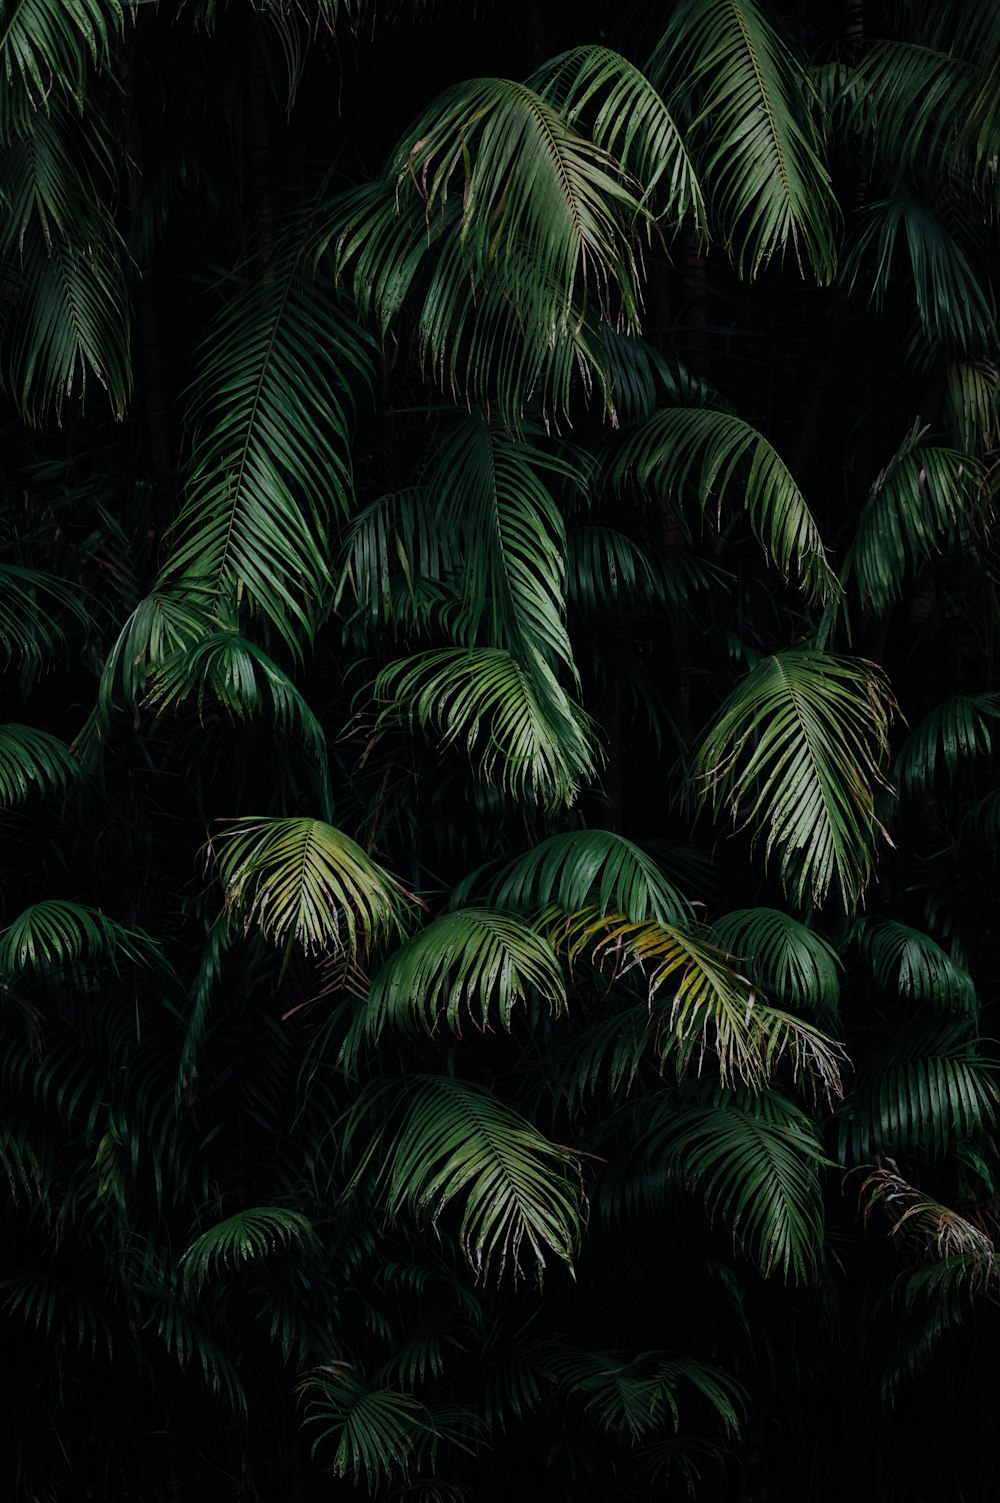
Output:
338,487,461,633
360,908,565,1045
350,1076,585,1279
297,1367,433,1489
454,829,694,926
609,407,838,604
0,561,88,673
710,907,841,1020
632,1086,829,1282
551,1346,742,1442
566,523,718,613
158,249,375,654
212,815,410,956
858,1161,996,1270
944,358,999,452
843,423,981,615
95,589,218,727
0,1271,113,1360
0,723,77,805
893,692,1000,799
648,0,839,280
852,917,977,1012
692,648,894,910
0,900,165,976
375,647,599,810
0,0,119,109
528,45,705,230
181,1206,319,1295
846,41,974,181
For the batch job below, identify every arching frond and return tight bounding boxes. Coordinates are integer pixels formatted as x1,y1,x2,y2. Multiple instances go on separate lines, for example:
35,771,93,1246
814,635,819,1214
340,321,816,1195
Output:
0,561,88,673
0,900,164,976
96,589,217,726
181,1207,319,1295
693,648,894,910
375,647,599,810
843,423,981,615
0,1271,113,1359
710,907,841,1019
609,407,838,604
566,523,719,612
297,1368,432,1489
528,46,705,229
350,1076,584,1279
454,829,694,926
212,816,409,956
852,918,977,1012
847,41,974,181
894,692,1000,799
338,487,461,633
945,358,999,452
648,0,839,280
159,251,375,654
858,1161,996,1269
632,1087,828,1282
0,0,120,109
551,1346,742,1442
0,723,77,805
361,908,565,1044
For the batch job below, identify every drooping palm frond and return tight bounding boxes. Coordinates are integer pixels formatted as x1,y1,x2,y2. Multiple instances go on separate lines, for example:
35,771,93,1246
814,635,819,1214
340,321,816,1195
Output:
0,1270,113,1361
212,816,410,956
360,908,566,1044
945,358,999,452
843,423,981,615
629,1086,829,1283
858,1161,996,1269
693,648,894,910
528,46,705,229
180,1207,320,1295
453,829,694,926
550,1346,742,1442
158,248,375,654
552,908,844,1097
0,0,120,109
95,588,217,727
838,1019,997,1162
851,917,977,1012
0,899,165,976
0,723,77,805
0,561,88,673
609,407,838,604
374,647,599,810
329,75,648,423
893,692,1000,799
338,487,461,633
710,907,841,1020
842,195,995,358
348,1076,585,1278
846,40,975,181
648,0,839,280
297,1368,434,1490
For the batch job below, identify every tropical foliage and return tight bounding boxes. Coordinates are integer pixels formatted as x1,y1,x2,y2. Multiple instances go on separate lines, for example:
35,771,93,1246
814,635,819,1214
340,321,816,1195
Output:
3,1,1000,1499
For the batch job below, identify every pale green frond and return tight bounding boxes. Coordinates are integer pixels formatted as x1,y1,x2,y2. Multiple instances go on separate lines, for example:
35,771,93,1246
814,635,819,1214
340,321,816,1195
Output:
844,423,981,615
610,407,838,604
0,723,77,805
180,1207,319,1295
361,908,566,1044
648,0,839,280
528,46,705,230
693,648,894,910
0,899,165,976
839,1020,997,1162
852,918,977,1012
710,907,841,1019
212,815,410,956
894,692,1000,799
636,1086,828,1283
0,0,120,108
552,908,844,1097
354,1075,584,1278
297,1368,431,1489
454,829,694,927
159,251,376,654
842,195,995,357
375,647,600,810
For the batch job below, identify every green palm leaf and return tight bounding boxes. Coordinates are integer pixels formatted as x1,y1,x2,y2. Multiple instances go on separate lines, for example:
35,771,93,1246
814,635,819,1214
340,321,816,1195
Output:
361,908,566,1043
945,358,999,452
0,899,164,975
648,0,839,280
711,907,841,1019
610,407,838,604
843,423,981,615
297,1368,433,1489
181,1207,319,1295
454,829,694,926
0,0,119,108
893,692,1000,799
0,723,77,804
375,647,599,810
352,1075,584,1278
213,815,409,956
0,560,88,673
159,249,375,653
858,1161,996,1268
551,1347,742,1442
851,918,977,1012
693,648,894,909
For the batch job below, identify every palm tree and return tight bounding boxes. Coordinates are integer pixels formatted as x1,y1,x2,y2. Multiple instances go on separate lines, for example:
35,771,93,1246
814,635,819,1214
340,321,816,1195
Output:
3,1,1000,1499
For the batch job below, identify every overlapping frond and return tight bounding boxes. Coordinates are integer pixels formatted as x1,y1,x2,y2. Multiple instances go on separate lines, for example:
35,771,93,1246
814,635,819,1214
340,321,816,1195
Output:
851,918,977,1012
297,1368,433,1489
859,1162,996,1269
0,561,88,672
693,648,894,909
0,723,77,805
648,0,839,279
0,0,120,108
212,816,409,956
181,1207,319,1295
550,1346,742,1441
711,907,841,1019
610,407,838,604
893,692,1000,799
0,899,164,975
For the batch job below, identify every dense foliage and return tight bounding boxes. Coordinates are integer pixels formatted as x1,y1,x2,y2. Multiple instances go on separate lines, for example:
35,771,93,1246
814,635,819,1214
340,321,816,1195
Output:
3,1,1000,1498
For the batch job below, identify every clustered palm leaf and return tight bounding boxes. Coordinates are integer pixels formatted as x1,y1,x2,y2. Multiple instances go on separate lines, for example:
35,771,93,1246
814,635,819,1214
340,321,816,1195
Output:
3,2,1000,1501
